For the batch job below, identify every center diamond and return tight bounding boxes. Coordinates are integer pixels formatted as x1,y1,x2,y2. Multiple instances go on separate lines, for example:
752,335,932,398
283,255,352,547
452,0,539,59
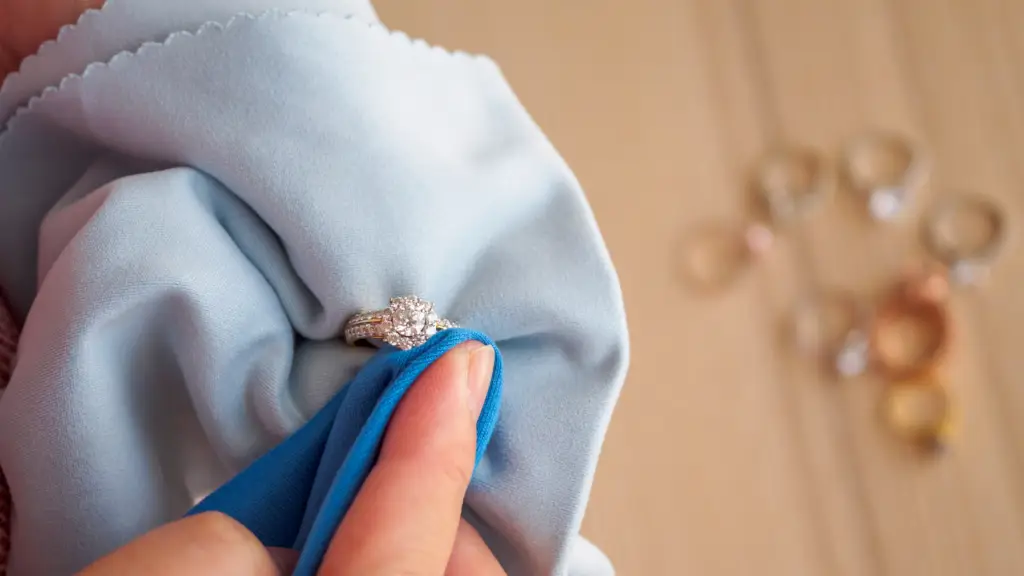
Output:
389,296,439,343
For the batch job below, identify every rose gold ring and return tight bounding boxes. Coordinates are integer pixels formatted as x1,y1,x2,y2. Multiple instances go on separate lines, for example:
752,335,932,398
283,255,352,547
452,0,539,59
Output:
870,272,950,381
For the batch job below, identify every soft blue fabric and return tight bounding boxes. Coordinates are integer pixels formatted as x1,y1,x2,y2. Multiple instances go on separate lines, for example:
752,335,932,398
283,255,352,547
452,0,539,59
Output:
188,328,504,575
0,3,627,575
0,0,380,124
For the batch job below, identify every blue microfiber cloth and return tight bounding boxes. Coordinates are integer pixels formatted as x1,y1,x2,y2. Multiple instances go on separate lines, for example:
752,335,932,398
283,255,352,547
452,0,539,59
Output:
188,328,503,575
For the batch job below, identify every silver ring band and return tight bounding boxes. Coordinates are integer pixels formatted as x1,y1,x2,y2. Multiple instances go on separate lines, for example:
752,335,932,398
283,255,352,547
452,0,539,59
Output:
842,132,928,221
754,146,831,224
344,296,456,350
791,288,870,378
921,193,1007,285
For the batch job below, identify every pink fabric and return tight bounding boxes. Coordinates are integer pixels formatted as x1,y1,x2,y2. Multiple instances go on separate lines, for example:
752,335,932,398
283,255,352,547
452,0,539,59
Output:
0,296,15,384
0,294,15,574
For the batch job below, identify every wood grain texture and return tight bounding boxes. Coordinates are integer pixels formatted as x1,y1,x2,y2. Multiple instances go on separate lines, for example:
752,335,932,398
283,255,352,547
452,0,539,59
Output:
374,2,1023,574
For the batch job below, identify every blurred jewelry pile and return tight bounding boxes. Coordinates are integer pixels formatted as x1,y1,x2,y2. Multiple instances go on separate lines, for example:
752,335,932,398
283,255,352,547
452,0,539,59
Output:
679,132,1008,456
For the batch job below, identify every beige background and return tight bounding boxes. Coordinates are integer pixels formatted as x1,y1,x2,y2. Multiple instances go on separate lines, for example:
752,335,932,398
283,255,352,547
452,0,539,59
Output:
376,2,1024,575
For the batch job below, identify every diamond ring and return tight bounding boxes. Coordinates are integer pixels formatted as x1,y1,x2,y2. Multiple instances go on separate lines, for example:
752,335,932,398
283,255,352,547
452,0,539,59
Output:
842,132,929,222
790,288,870,379
753,146,831,224
921,193,1007,286
344,296,456,350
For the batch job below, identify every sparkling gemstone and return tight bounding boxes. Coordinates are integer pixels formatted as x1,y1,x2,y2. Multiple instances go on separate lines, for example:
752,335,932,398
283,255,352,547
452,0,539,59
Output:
425,310,439,335
391,297,436,337
868,185,906,220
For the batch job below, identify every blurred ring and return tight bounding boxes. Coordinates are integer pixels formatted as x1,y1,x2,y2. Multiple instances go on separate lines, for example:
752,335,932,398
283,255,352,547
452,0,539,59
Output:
792,289,870,378
870,276,950,381
841,132,928,221
884,377,954,454
754,146,831,224
677,220,775,295
922,193,1007,285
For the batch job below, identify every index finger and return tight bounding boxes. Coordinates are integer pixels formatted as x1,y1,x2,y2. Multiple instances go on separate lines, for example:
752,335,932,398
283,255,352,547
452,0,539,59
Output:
78,512,294,576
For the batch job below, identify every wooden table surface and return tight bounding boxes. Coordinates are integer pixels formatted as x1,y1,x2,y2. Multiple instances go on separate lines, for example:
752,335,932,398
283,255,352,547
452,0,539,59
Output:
376,2,1024,574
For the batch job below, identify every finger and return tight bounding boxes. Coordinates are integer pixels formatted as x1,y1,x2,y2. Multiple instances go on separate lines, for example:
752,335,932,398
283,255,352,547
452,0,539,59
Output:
79,512,288,576
320,341,495,575
445,520,506,576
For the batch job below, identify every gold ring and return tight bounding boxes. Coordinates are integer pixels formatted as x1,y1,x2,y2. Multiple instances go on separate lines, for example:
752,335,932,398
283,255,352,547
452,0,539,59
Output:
883,377,955,454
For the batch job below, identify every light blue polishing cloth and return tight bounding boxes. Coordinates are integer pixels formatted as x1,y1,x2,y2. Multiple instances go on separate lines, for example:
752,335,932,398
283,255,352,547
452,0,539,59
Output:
0,2,627,574
189,328,504,575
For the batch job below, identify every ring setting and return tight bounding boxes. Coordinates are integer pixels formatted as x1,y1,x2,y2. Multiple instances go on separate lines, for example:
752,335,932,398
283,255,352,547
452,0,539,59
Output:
344,296,456,350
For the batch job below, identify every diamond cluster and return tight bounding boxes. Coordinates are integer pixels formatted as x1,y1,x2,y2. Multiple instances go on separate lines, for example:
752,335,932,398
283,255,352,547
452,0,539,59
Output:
344,296,456,350
385,296,455,350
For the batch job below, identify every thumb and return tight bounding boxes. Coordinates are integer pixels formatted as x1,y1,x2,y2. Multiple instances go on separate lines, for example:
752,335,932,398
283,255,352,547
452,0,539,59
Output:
319,340,495,575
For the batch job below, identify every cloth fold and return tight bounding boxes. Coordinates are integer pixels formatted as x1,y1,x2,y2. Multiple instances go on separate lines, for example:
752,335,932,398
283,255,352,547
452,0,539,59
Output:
190,328,503,575
0,4,626,575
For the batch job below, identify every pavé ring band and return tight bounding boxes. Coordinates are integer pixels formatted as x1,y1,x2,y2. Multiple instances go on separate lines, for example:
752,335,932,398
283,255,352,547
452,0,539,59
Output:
344,296,456,350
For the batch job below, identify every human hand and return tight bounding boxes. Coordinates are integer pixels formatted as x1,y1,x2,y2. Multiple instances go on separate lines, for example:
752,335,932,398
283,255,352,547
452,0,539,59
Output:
79,341,505,575
0,0,105,79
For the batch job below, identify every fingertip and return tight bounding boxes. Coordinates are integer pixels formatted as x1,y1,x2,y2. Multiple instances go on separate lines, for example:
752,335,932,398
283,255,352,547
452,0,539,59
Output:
466,345,495,421
380,341,480,462
321,341,490,575
454,340,486,354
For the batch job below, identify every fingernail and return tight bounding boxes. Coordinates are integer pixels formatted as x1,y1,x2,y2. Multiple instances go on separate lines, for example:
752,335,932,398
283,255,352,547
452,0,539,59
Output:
466,344,495,421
